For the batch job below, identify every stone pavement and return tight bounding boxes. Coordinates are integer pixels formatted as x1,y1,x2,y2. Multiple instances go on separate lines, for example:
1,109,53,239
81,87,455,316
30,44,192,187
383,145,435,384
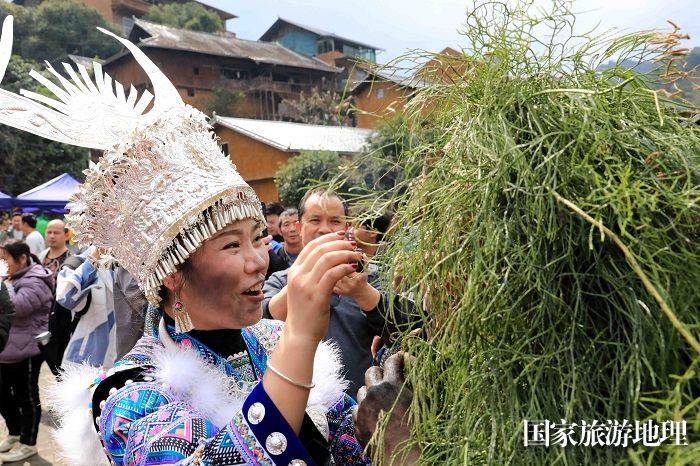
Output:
0,363,67,466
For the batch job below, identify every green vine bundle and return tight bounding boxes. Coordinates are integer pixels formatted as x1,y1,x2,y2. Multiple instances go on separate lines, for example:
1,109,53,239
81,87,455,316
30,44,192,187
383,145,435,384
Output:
340,1,700,464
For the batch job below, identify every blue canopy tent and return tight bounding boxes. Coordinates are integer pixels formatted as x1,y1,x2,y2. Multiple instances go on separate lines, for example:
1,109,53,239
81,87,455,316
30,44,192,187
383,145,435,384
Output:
0,191,12,210
14,173,81,213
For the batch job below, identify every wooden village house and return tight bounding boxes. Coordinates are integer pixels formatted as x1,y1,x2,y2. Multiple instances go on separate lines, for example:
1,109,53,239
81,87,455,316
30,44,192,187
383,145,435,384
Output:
212,116,373,202
349,70,427,128
101,19,340,120
349,47,463,128
259,18,382,92
259,18,381,65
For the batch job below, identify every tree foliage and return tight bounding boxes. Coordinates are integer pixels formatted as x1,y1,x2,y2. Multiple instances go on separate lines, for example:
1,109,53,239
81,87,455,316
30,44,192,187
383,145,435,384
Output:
0,0,121,64
274,118,421,207
207,85,245,116
0,55,88,195
275,151,345,207
144,1,222,33
281,88,350,125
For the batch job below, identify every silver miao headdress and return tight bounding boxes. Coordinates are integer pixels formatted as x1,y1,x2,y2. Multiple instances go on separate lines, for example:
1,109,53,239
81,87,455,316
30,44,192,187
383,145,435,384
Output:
0,16,264,304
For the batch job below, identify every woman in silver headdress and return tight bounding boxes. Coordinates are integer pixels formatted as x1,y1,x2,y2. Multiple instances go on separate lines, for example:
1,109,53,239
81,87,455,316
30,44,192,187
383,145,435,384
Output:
0,16,372,465
67,213,368,466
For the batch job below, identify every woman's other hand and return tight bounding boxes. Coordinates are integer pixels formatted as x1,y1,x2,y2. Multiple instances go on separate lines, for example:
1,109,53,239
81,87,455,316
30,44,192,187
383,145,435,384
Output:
263,234,273,252
332,256,381,311
285,231,360,343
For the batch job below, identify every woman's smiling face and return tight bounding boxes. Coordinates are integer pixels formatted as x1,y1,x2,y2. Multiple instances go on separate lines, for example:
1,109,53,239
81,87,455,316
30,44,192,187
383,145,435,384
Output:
174,218,269,330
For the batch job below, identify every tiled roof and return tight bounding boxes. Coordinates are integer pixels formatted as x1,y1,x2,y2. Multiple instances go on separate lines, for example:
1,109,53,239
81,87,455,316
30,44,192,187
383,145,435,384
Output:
114,19,339,73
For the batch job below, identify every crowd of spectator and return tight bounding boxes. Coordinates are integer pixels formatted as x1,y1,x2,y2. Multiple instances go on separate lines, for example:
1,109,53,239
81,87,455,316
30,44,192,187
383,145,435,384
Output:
0,209,148,462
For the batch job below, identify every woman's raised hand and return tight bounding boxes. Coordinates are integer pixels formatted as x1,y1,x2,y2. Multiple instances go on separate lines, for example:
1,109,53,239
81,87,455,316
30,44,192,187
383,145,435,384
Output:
285,230,361,344
264,231,361,433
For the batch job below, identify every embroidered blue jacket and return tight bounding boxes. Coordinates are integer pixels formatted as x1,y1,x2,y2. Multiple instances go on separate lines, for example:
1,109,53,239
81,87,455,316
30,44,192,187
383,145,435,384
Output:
91,308,371,466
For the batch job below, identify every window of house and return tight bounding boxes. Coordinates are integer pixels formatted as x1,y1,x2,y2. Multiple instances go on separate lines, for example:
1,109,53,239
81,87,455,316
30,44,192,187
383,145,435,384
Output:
220,142,230,156
187,88,195,97
343,44,358,56
317,38,334,55
344,46,376,62
193,67,200,76
221,68,243,80
376,88,384,99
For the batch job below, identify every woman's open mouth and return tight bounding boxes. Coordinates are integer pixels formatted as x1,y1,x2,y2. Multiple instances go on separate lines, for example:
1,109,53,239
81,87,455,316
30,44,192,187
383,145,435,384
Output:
241,283,264,301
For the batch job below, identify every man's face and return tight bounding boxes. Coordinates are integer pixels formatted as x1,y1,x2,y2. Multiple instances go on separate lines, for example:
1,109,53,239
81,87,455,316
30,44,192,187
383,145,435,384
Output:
11,215,21,230
266,214,280,237
280,214,301,247
298,194,347,246
45,220,67,248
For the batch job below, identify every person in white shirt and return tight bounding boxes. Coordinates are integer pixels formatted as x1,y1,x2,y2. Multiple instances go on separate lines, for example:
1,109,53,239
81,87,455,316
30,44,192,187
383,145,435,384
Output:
20,214,45,256
6,213,25,242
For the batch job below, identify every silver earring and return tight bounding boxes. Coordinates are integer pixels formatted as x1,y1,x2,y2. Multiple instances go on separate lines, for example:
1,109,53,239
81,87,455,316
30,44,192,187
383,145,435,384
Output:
173,296,194,333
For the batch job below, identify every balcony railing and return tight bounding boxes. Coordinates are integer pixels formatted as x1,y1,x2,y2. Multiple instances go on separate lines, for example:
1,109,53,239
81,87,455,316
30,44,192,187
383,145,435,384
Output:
221,76,334,95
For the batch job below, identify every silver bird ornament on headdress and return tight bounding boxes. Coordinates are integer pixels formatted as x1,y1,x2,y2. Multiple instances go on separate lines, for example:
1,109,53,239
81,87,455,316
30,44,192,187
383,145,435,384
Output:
0,16,264,304
0,16,182,148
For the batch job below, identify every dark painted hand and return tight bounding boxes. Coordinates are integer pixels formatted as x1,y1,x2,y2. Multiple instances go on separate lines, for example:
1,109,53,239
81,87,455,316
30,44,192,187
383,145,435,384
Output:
352,352,419,465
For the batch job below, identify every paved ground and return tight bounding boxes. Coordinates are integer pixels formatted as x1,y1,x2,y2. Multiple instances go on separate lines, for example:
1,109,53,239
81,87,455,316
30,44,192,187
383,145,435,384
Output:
0,363,67,466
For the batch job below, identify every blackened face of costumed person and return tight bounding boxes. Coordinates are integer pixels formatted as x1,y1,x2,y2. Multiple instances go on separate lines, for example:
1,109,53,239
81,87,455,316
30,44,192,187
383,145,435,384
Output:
170,219,269,330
